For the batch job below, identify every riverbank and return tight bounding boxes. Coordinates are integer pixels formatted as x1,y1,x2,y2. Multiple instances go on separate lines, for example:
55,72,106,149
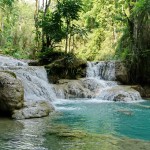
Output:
0,54,150,119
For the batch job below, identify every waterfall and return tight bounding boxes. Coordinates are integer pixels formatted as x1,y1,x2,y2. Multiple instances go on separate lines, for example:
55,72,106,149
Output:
86,61,116,80
0,55,141,105
86,61,118,91
86,61,141,101
0,56,56,102
0,55,28,67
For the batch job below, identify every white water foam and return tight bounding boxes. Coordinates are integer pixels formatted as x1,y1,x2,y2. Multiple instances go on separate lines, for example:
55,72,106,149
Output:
85,61,142,102
0,55,143,111
0,56,56,102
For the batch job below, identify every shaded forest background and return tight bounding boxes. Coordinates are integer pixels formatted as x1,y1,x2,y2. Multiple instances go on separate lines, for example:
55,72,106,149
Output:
0,0,150,84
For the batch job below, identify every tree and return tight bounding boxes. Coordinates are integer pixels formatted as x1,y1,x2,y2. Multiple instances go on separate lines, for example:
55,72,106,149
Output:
58,0,83,52
36,0,65,53
37,0,83,55
75,0,119,60
0,0,15,7
116,0,150,84
0,0,36,58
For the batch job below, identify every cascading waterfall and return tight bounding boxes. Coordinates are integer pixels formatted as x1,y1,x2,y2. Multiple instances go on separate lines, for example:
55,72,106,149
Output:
0,56,149,150
0,56,56,103
86,61,116,80
0,55,142,109
53,61,141,102
86,61,141,101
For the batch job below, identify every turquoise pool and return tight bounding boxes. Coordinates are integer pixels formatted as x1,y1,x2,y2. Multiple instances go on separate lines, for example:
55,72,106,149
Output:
0,99,150,150
53,99,150,141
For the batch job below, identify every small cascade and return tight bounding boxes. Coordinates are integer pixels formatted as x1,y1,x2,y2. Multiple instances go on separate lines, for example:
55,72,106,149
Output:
0,56,56,102
86,61,141,101
0,55,28,67
0,55,142,106
86,61,116,80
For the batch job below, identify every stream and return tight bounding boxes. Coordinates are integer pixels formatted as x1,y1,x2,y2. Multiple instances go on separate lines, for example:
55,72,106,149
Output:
0,56,150,149
0,99,150,150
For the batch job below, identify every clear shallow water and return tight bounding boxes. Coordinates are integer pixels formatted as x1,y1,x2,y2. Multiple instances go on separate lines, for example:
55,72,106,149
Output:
53,99,150,141
0,100,150,150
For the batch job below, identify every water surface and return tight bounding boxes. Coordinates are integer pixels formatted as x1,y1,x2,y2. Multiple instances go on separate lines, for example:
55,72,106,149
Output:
0,99,150,150
53,99,150,140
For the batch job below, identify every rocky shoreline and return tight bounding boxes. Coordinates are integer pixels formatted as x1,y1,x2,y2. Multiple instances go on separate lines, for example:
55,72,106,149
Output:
0,55,54,119
0,55,149,119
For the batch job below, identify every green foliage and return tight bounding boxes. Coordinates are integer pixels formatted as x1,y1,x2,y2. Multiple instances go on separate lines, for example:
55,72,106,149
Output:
0,0,15,8
38,0,83,61
0,0,36,59
73,0,122,60
38,9,65,49
58,0,82,21
115,28,132,60
115,0,150,84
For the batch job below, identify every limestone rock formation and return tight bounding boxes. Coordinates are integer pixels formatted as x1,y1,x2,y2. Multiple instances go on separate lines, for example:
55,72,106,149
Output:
144,86,150,98
0,55,55,119
115,61,129,84
53,79,141,101
44,53,87,83
0,71,24,116
53,79,93,99
12,100,54,119
97,85,141,101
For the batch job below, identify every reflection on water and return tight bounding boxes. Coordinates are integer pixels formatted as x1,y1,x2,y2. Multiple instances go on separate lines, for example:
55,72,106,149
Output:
0,100,150,150
0,117,50,150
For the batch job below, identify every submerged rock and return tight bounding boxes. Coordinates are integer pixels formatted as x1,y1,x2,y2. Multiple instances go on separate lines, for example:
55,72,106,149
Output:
12,100,54,119
0,71,24,116
117,109,133,115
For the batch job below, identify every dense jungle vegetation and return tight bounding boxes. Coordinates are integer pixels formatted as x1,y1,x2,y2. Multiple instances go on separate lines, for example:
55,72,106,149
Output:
0,0,150,84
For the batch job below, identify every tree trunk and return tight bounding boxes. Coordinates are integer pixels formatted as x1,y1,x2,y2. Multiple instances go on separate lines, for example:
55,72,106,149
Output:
72,35,75,53
69,34,72,52
42,0,51,51
65,20,70,53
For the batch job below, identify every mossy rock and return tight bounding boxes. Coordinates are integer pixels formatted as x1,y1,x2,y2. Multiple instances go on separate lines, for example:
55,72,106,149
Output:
44,52,87,83
0,71,24,117
0,70,17,78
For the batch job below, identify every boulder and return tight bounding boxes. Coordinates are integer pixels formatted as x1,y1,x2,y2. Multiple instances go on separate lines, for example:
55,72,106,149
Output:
0,71,24,116
12,100,54,119
115,61,129,84
53,79,93,99
143,86,150,98
131,85,145,97
131,85,150,98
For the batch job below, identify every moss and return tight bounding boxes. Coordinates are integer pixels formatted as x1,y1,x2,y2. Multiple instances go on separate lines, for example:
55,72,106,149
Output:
43,52,87,83
48,125,87,139
45,123,150,150
0,71,17,78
